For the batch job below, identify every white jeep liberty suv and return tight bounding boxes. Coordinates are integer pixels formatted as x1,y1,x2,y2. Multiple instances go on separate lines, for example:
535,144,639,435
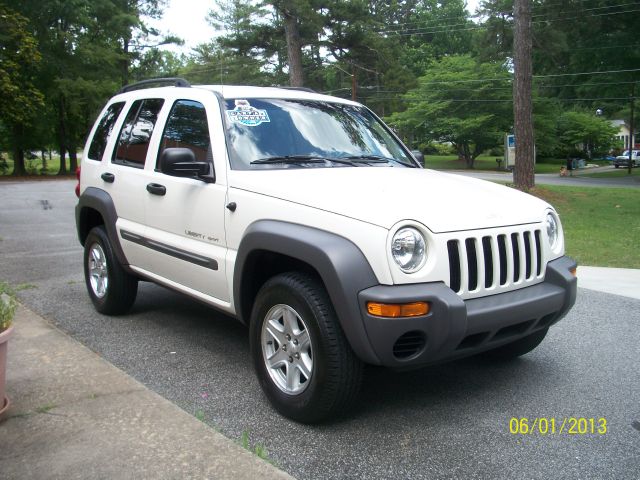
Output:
76,78,577,423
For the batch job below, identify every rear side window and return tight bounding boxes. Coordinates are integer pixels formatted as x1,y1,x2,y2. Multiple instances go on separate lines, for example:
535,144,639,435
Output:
158,100,211,167
113,98,164,167
87,102,125,161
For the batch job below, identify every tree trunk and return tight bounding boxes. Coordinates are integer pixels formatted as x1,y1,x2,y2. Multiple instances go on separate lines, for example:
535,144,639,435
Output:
11,125,26,176
58,145,67,175
281,5,304,87
41,150,47,174
122,38,130,86
69,149,78,173
512,0,535,190
464,143,474,168
57,96,68,175
11,148,26,176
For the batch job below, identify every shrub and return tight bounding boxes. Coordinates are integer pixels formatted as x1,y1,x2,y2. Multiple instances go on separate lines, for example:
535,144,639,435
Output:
0,283,17,332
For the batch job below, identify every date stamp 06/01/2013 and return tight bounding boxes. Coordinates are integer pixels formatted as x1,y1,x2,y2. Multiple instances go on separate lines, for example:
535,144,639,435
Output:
509,417,608,436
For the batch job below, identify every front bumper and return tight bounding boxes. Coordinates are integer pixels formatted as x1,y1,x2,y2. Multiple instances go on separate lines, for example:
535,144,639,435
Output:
358,256,577,367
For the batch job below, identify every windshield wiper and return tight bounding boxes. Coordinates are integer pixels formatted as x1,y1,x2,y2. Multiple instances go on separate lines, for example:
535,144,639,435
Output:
347,154,417,167
250,155,327,165
341,154,391,163
250,154,400,167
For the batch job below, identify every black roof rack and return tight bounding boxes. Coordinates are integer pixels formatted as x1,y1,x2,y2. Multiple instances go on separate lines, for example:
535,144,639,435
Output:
118,77,191,94
277,86,316,94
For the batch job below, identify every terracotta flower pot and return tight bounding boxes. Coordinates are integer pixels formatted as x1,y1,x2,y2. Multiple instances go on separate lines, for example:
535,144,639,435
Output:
0,325,14,416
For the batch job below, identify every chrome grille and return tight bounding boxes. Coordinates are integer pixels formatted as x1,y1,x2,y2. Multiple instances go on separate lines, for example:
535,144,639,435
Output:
447,227,544,297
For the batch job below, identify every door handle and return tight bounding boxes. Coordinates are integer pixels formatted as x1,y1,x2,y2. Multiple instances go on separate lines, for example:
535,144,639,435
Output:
101,172,115,183
146,183,166,196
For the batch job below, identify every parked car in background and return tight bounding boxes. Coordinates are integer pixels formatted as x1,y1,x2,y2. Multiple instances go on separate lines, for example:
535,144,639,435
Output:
613,150,640,168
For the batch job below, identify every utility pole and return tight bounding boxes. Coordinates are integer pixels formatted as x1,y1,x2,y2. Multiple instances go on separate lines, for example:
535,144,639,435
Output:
629,83,635,175
512,0,535,190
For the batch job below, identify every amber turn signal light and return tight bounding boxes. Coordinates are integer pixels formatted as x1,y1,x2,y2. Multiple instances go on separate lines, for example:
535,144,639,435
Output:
366,301,430,318
570,267,577,277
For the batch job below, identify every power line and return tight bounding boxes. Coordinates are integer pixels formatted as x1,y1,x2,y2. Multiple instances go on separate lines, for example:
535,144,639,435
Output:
534,67,640,78
361,79,640,95
392,68,640,86
363,96,636,103
381,0,637,31
379,6,640,36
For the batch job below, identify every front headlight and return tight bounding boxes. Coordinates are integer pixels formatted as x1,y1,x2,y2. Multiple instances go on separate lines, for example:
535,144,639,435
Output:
546,212,559,250
391,227,426,273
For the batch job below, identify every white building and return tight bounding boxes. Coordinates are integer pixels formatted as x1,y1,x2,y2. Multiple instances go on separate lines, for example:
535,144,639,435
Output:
611,119,635,149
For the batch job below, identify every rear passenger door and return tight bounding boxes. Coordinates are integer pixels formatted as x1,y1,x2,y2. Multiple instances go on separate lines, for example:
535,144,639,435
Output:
142,95,230,306
104,97,164,268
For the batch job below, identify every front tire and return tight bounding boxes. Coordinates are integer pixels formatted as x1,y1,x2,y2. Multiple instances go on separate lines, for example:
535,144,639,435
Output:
83,226,138,315
250,272,362,423
482,328,548,360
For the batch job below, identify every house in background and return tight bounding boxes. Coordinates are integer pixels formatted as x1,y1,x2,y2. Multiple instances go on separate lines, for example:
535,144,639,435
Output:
610,119,637,149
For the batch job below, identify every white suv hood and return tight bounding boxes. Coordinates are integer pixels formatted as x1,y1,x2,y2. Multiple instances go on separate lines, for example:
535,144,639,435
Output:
230,167,549,233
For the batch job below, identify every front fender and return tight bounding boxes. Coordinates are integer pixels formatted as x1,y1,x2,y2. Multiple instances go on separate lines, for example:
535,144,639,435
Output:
234,220,382,364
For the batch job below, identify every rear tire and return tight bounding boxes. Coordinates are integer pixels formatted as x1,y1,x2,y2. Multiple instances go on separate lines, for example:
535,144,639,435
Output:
84,226,138,315
482,328,548,360
250,272,362,423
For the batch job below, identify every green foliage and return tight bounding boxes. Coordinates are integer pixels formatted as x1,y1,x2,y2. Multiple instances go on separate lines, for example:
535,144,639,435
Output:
131,49,184,81
0,4,45,174
0,5,44,127
0,282,17,331
478,0,640,116
556,110,618,157
4,0,633,179
387,55,513,167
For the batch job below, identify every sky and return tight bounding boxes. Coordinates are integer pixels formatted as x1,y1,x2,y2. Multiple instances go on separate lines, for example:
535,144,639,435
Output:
151,0,482,56
148,0,217,54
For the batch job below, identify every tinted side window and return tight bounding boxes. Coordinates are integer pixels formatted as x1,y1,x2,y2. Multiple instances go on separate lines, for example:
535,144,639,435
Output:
158,100,211,167
87,102,125,161
113,98,164,167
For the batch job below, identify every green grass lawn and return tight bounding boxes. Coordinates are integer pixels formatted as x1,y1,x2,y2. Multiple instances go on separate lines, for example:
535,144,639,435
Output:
529,185,640,268
0,153,73,176
424,155,563,174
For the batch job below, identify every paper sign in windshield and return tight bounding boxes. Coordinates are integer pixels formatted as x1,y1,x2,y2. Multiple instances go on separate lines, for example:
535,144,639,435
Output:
226,100,270,126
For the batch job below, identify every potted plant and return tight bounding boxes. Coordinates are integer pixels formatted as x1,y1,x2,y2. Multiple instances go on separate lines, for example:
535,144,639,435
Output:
0,282,17,416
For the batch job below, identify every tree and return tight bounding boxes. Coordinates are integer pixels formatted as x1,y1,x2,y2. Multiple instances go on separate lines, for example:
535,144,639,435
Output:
197,0,281,85
478,0,640,112
0,4,44,175
556,110,618,158
11,0,175,175
512,0,534,190
273,0,305,86
388,55,512,168
131,49,184,81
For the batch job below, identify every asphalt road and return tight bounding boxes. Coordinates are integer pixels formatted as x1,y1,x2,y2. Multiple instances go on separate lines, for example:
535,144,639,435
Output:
1,180,639,479
448,167,640,189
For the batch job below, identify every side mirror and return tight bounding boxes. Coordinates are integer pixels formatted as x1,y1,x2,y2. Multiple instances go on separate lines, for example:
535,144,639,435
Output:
411,150,425,165
159,148,212,180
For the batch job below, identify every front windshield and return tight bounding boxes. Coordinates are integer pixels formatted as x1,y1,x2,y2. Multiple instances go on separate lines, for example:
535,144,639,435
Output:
223,98,416,169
